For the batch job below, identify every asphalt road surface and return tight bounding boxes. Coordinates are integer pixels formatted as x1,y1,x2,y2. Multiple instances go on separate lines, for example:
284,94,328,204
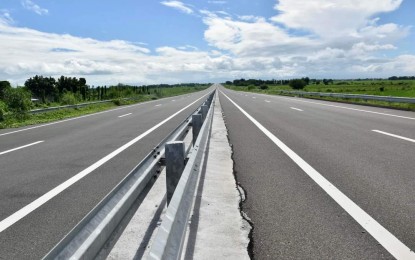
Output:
0,87,213,259
219,86,415,259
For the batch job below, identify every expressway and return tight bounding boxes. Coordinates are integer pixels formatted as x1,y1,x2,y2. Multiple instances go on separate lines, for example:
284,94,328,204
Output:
219,86,415,259
0,87,213,259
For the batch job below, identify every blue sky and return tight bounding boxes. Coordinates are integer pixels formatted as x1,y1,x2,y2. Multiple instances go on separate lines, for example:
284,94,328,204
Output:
0,0,414,85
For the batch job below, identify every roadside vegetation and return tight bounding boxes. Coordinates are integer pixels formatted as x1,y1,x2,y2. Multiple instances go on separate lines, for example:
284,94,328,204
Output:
223,77,415,111
0,77,209,129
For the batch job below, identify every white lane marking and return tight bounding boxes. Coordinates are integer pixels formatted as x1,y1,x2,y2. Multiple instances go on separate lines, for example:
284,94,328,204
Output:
220,91,415,260
372,130,415,144
265,100,271,103
253,93,415,121
155,104,162,107
290,107,303,112
0,94,207,233
0,141,44,156
245,95,248,97
252,97,256,99
118,113,132,118
172,100,176,102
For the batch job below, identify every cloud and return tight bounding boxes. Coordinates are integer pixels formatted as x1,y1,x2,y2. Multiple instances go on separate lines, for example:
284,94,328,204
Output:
208,1,227,4
160,1,193,14
0,10,14,25
21,0,48,15
0,0,414,85
271,0,403,38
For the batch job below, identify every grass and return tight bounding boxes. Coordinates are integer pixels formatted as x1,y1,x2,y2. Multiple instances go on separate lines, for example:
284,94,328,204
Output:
224,80,415,111
0,86,209,129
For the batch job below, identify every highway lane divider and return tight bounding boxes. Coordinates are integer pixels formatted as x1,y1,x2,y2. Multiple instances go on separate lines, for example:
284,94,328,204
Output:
0,141,44,156
372,130,415,144
220,90,415,260
42,91,216,259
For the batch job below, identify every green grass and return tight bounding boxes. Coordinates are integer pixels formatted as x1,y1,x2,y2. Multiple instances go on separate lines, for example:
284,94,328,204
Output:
0,86,209,129
224,80,415,111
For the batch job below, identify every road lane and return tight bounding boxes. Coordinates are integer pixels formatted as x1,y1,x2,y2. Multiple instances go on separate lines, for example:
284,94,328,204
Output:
0,88,213,259
219,87,415,259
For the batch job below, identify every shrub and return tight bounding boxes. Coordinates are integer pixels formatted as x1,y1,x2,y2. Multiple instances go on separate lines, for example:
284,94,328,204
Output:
4,87,32,119
0,100,7,121
259,85,269,90
289,79,307,90
112,99,122,106
247,85,255,90
61,92,77,105
379,87,385,92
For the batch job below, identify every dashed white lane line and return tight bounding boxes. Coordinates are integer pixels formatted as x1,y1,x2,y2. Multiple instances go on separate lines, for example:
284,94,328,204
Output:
372,130,415,144
220,91,415,260
290,107,303,112
155,104,162,107
252,97,256,99
265,100,271,103
118,113,132,118
0,94,208,233
254,93,415,121
171,100,176,102
0,141,44,156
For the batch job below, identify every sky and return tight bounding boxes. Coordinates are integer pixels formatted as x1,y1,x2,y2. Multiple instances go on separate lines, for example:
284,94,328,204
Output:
0,0,414,86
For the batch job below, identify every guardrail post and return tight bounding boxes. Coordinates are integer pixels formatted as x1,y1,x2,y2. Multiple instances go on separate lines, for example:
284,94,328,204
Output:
165,141,186,206
201,105,208,121
192,114,202,146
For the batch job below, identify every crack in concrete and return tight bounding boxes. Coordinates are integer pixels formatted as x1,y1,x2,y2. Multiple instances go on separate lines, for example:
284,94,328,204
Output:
222,111,255,259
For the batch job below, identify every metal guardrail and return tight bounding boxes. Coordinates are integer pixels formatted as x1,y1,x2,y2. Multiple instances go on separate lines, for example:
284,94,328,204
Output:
147,92,215,260
30,100,114,114
279,91,415,104
43,90,216,259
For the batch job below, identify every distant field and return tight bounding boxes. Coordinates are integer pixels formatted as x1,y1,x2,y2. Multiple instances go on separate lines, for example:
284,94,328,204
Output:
225,80,415,111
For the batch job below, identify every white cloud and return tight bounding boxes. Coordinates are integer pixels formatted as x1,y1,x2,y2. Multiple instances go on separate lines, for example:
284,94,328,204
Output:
0,10,14,25
208,1,227,4
21,0,48,15
271,0,403,37
160,1,193,14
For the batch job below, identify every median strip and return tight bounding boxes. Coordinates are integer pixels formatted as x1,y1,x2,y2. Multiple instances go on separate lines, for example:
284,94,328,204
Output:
0,94,207,233
0,141,44,156
220,90,415,260
372,130,415,144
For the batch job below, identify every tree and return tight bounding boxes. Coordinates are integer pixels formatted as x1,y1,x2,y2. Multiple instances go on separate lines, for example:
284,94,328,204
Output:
0,81,11,100
25,75,57,103
289,79,307,90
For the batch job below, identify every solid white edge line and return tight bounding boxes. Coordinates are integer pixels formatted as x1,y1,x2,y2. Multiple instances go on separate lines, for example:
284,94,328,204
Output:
290,107,303,112
251,91,415,121
118,113,132,118
0,93,208,233
0,141,44,156
372,130,415,143
220,90,415,260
